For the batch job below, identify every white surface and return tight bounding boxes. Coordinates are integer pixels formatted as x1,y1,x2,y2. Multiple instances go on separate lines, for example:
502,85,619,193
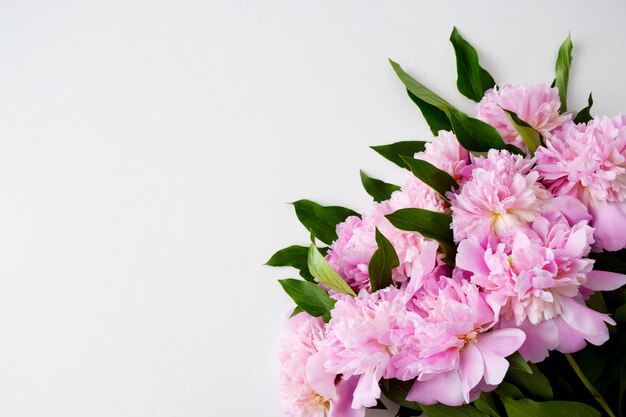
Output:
1,1,625,416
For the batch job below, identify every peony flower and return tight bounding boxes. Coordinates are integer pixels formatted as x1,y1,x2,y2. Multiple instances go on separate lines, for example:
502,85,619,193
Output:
323,287,409,409
401,270,525,406
476,85,571,150
450,150,550,242
456,197,626,362
535,116,626,251
326,172,446,290
279,311,364,417
415,131,472,183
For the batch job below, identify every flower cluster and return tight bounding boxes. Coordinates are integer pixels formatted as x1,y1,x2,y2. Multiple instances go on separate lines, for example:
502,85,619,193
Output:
272,30,626,417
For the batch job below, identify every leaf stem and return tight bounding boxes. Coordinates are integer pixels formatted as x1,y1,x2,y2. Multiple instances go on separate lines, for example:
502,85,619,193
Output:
564,352,617,417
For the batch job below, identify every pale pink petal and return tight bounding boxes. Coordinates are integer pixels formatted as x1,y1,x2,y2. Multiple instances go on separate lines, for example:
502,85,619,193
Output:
545,195,592,225
407,370,465,406
456,239,489,276
476,329,525,384
306,351,337,401
584,270,626,291
559,297,614,343
351,369,381,409
590,201,626,251
553,317,589,353
513,319,559,363
459,343,484,403
328,377,366,417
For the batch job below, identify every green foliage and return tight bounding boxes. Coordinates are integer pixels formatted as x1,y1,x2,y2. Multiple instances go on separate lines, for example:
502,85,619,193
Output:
450,27,496,102
307,244,356,296
266,245,315,282
574,93,594,124
407,90,453,134
501,398,600,417
448,107,507,152
278,279,336,322
402,156,459,202
502,109,542,155
370,140,427,169
360,170,401,202
555,33,573,113
292,199,358,245
368,228,400,291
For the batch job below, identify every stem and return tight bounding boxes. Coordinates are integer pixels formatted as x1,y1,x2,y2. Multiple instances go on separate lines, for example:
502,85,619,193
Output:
564,353,617,417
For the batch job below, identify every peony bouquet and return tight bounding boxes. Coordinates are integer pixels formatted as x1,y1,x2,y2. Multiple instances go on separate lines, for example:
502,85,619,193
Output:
268,28,626,417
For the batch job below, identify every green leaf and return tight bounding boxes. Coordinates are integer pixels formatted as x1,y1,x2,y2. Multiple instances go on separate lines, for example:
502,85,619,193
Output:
266,245,315,282
506,362,553,400
495,381,524,400
508,352,532,374
279,279,336,322
473,392,501,417
389,59,453,115
368,228,400,291
590,249,626,274
371,140,428,169
501,398,600,417
386,208,455,264
449,107,507,152
450,27,496,102
502,108,541,155
360,170,401,202
407,90,453,134
290,306,304,318
574,93,594,124
292,200,358,245
421,404,490,417
380,379,422,411
308,244,356,296
402,156,459,202
555,33,573,113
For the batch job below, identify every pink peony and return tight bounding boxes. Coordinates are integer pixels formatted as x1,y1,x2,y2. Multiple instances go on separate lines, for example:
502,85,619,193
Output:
456,198,626,362
279,311,364,417
535,116,626,251
401,270,525,406
326,172,446,290
415,131,472,183
477,85,571,150
450,150,550,242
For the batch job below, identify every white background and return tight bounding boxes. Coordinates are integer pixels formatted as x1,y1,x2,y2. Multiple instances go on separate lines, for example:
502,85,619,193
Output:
1,1,625,416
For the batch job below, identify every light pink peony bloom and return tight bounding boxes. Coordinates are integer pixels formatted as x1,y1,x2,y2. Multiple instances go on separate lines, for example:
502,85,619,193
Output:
477,85,571,150
535,116,626,251
450,150,550,242
323,287,409,409
415,131,472,183
279,311,364,417
326,172,446,290
456,198,626,362
402,271,525,406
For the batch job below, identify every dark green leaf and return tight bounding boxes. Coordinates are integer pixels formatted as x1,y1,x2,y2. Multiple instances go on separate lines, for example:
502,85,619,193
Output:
380,379,422,411
421,404,490,417
473,392,501,417
407,90,453,134
449,107,507,152
368,228,400,291
555,33,573,113
508,352,533,374
292,200,358,245
371,140,427,169
506,362,553,400
396,406,423,417
360,170,401,202
290,306,304,318
308,244,356,296
574,93,594,124
450,27,496,101
402,156,459,202
389,59,453,115
495,381,524,400
502,398,600,417
266,245,315,282
502,109,541,155
590,250,626,275
386,208,455,264
278,279,336,322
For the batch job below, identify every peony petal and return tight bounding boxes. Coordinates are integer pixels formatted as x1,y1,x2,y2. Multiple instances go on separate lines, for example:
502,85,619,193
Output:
584,270,626,291
328,376,366,417
546,195,592,225
553,317,588,353
351,369,381,409
590,201,626,251
559,297,614,342
459,343,484,403
407,370,465,406
306,350,337,401
456,239,489,276
512,319,559,363
476,329,525,385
